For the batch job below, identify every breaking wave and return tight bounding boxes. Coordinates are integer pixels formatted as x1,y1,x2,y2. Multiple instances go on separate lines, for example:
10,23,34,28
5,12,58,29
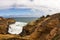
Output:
8,22,27,34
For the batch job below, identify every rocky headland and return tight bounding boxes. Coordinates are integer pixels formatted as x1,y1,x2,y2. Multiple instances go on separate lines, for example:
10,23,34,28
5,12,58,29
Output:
0,13,60,40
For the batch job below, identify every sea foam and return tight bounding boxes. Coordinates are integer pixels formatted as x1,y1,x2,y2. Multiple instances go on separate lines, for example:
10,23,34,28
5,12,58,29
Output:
8,22,27,34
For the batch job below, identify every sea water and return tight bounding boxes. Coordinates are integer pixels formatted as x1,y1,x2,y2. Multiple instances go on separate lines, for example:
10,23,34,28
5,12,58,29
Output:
8,22,27,34
8,17,38,34
14,17,38,23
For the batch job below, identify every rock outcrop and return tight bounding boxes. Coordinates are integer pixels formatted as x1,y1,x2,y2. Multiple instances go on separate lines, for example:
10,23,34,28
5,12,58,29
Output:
7,18,16,24
0,17,15,34
0,13,60,40
20,13,60,40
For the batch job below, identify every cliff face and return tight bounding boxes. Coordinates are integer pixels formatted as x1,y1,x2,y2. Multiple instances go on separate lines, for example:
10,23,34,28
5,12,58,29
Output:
0,17,15,34
20,16,47,36
0,13,60,40
20,13,60,40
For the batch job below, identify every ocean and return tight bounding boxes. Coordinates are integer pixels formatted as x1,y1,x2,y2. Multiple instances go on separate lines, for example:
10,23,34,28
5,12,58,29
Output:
14,17,38,23
8,17,39,34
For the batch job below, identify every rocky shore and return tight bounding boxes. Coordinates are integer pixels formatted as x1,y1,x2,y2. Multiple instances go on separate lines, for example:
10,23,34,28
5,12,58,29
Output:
0,17,16,34
0,13,60,40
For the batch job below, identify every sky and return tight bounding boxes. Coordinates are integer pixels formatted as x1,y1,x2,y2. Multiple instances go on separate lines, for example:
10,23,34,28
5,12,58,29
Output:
0,0,60,17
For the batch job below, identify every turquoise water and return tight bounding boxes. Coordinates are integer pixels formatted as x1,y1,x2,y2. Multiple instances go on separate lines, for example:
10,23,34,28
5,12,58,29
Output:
14,17,38,23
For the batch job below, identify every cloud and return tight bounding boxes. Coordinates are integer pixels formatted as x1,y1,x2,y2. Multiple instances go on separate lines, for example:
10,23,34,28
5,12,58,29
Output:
0,0,60,17
0,0,15,9
0,0,60,9
15,0,60,9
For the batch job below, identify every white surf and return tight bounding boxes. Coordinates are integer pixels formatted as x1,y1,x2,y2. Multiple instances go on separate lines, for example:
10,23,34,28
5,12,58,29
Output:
8,22,27,34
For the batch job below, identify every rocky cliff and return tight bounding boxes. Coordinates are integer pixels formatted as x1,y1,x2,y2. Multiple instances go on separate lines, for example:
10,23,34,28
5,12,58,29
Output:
0,17,15,34
0,13,60,40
